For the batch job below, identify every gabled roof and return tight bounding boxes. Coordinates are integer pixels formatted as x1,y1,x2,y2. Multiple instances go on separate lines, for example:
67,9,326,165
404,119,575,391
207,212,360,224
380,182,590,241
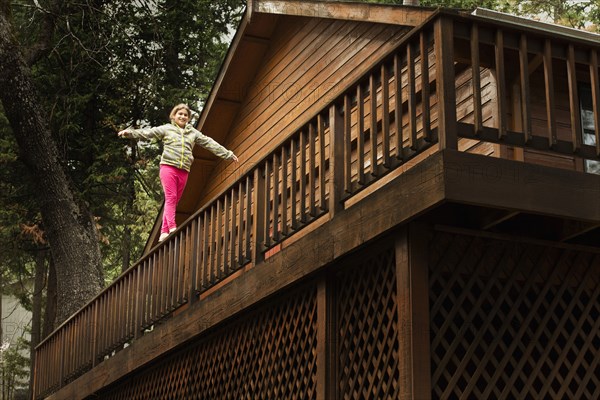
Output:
197,0,435,142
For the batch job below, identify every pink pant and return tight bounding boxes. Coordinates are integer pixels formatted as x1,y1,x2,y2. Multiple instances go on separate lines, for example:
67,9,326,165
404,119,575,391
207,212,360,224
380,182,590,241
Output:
159,164,189,234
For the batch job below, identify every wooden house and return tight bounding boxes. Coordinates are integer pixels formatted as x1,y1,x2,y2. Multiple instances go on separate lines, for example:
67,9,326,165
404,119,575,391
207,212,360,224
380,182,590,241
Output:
34,1,600,399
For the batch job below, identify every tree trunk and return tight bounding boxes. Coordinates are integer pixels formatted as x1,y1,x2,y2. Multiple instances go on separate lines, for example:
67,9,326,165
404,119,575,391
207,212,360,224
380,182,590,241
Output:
0,14,104,325
28,249,47,400
42,258,57,339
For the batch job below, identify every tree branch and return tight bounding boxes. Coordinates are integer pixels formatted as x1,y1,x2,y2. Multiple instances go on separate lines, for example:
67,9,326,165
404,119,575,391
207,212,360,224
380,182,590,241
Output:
25,1,60,66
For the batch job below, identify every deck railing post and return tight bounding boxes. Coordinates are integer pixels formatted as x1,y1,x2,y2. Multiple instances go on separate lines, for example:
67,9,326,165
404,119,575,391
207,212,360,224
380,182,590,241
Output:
252,167,266,264
329,102,345,219
434,15,457,150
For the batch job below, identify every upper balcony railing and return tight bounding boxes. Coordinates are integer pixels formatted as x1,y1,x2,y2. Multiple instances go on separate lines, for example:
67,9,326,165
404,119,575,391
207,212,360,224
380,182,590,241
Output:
33,11,600,399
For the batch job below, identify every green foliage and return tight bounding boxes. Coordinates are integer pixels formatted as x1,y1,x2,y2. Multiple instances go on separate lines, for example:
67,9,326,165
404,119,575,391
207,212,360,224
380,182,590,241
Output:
0,336,30,398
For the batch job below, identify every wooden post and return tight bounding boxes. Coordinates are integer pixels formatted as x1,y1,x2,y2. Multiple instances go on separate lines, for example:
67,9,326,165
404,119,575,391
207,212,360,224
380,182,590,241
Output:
434,16,457,150
396,223,431,400
316,276,338,400
329,102,345,218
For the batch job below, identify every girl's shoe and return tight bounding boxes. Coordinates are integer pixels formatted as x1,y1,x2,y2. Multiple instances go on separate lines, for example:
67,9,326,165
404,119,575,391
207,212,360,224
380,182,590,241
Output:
159,232,169,242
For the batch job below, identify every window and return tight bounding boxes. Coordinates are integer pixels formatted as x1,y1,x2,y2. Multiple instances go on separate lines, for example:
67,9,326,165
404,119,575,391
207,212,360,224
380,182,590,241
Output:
580,85,599,174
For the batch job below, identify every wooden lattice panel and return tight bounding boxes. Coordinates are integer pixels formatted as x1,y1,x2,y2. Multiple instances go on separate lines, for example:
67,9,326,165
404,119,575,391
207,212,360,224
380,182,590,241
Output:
429,232,600,399
95,284,318,399
337,247,400,399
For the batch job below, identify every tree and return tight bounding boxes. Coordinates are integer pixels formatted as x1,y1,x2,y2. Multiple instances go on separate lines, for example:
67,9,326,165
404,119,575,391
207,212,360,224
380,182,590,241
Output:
0,5,105,325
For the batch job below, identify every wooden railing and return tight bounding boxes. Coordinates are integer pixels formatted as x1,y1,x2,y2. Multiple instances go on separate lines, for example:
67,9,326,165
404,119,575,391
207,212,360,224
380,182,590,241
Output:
33,12,600,399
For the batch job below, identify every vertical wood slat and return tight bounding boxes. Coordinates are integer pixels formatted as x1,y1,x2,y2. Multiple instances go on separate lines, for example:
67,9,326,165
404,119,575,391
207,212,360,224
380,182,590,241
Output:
252,168,265,264
290,138,298,230
202,210,210,289
318,114,327,210
420,30,431,142
228,191,236,271
237,182,244,266
357,83,365,185
281,146,289,235
591,49,600,156
495,29,507,139
223,194,230,276
394,53,404,160
370,72,378,176
215,199,223,280
188,219,199,301
329,102,345,218
209,205,217,284
381,64,391,168
567,44,582,152
244,175,252,261
407,41,417,150
273,151,280,242
471,24,483,135
300,129,307,223
544,39,557,147
309,121,317,217
166,241,175,311
264,160,272,248
344,95,353,192
434,16,458,149
519,34,532,142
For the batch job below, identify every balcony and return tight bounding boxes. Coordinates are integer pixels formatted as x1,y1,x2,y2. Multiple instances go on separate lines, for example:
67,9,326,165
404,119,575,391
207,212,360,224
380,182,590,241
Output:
34,10,600,399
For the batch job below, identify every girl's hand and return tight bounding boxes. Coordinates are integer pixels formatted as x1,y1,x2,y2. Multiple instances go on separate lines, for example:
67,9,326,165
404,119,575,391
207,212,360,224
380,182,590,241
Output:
117,130,129,138
231,154,239,162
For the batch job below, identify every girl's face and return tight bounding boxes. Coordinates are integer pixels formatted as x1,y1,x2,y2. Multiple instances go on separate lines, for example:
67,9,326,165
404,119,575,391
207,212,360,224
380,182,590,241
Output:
174,109,190,128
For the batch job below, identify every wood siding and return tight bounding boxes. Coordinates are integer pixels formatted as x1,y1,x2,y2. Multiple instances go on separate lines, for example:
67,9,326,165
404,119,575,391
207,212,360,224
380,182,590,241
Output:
197,17,411,207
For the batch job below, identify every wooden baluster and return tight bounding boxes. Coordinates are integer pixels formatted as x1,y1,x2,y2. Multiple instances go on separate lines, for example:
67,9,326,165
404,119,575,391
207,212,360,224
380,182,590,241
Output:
394,53,405,159
281,146,289,235
357,83,365,185
228,190,236,272
252,168,265,264
329,102,345,218
421,30,432,142
309,121,317,217
264,159,272,248
544,39,557,147
223,193,230,276
344,94,353,192
370,72,378,175
381,63,391,168
471,23,483,135
299,129,307,223
273,151,280,242
408,41,417,150
290,137,298,230
209,205,218,285
567,44,582,152
245,175,252,262
434,16,457,149
215,198,223,280
318,114,327,211
237,181,244,267
519,34,532,143
188,220,198,302
495,29,507,140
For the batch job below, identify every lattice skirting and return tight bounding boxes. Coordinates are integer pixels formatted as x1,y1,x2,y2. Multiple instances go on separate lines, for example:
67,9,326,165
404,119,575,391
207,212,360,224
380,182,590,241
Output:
430,231,600,400
94,243,399,399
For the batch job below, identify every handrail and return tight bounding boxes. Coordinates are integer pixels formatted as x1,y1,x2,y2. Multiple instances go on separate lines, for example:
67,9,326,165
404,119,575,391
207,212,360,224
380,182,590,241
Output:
34,12,600,399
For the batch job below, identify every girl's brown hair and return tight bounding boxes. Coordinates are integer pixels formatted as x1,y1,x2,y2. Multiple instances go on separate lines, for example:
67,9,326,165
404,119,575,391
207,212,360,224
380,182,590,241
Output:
169,103,191,121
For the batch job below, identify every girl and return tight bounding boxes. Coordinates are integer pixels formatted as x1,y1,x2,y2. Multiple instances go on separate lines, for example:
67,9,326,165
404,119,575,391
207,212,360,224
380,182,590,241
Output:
118,103,238,242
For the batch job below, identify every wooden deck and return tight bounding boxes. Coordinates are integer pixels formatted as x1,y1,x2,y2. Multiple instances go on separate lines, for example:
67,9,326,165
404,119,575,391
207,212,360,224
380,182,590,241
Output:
34,7,600,400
